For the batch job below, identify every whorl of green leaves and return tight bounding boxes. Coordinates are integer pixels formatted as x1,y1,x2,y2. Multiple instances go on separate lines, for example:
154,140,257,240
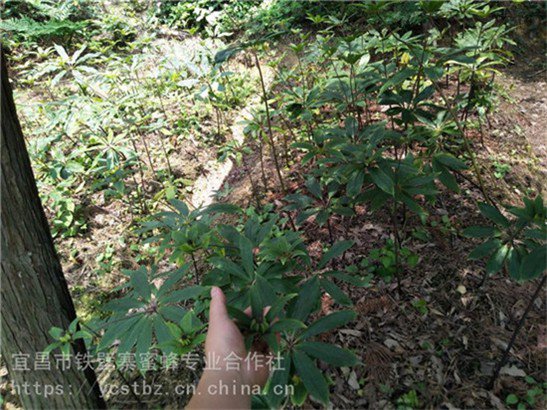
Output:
464,196,546,280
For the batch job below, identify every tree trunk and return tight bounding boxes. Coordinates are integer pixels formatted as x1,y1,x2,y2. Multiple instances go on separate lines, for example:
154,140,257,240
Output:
1,51,106,408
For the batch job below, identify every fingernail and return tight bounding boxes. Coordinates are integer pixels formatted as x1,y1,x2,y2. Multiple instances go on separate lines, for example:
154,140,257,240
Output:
211,286,221,298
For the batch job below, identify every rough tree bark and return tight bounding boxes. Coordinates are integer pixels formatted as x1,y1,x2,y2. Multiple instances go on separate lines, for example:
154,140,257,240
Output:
1,50,106,408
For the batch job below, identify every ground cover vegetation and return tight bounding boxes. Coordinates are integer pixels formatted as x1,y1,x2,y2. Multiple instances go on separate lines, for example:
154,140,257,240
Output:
1,0,546,408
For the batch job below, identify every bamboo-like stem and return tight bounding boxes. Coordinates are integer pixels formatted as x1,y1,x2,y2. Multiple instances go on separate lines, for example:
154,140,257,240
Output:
253,51,287,194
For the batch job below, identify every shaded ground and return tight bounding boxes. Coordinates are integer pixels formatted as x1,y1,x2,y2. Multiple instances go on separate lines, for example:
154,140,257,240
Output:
495,71,546,177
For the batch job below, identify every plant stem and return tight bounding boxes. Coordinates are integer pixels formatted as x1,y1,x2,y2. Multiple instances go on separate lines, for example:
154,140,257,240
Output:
433,82,492,205
242,154,261,209
390,204,403,291
190,251,200,284
257,130,269,191
487,274,546,389
253,51,287,194
326,217,334,244
153,86,174,176
349,63,362,130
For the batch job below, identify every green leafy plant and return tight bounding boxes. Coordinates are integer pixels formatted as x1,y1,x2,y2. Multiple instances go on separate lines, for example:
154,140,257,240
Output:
134,204,361,404
492,158,511,179
505,376,546,409
285,177,353,243
361,240,419,283
45,319,91,357
33,44,98,87
46,189,86,238
396,389,420,410
97,265,208,371
463,196,546,282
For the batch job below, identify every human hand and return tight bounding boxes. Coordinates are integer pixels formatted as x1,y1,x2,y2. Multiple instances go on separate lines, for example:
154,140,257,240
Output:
187,286,271,409
205,286,270,387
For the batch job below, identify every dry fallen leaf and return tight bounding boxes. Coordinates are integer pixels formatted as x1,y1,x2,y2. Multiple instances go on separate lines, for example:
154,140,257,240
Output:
348,370,360,390
500,365,526,377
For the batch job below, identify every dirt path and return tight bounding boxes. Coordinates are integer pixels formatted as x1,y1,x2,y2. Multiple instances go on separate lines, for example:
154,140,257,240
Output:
499,71,547,167
190,66,275,208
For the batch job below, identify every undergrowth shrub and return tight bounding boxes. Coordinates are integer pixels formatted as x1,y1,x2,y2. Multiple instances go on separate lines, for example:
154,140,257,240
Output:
1,0,96,47
86,202,364,406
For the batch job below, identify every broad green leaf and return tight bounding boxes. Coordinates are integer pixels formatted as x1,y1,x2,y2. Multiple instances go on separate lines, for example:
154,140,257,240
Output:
201,203,241,215
300,310,356,340
250,282,264,321
266,353,291,408
103,297,146,312
324,271,368,286
214,46,242,65
407,254,419,268
154,316,174,346
437,166,460,193
291,377,308,406
157,266,187,297
131,268,151,301
462,226,498,238
227,306,252,326
523,228,545,240
169,199,189,216
347,171,365,197
98,315,141,351
400,194,426,218
180,310,203,334
135,317,153,371
486,244,509,274
290,276,321,321
60,343,70,357
292,350,329,405
72,330,91,340
306,178,322,199
43,342,61,356
163,286,206,303
423,66,444,81
117,315,146,354
158,305,186,323
379,67,416,94
434,153,467,170
320,278,352,306
266,294,297,323
298,341,358,366
239,236,255,276
519,246,546,280
319,240,354,268
370,167,394,195
255,274,275,306
270,319,307,333
419,0,444,13
508,247,522,280
468,239,501,260
370,188,390,210
478,202,510,227
53,44,69,60
210,257,249,280
506,394,519,405
68,319,78,334
48,327,63,340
